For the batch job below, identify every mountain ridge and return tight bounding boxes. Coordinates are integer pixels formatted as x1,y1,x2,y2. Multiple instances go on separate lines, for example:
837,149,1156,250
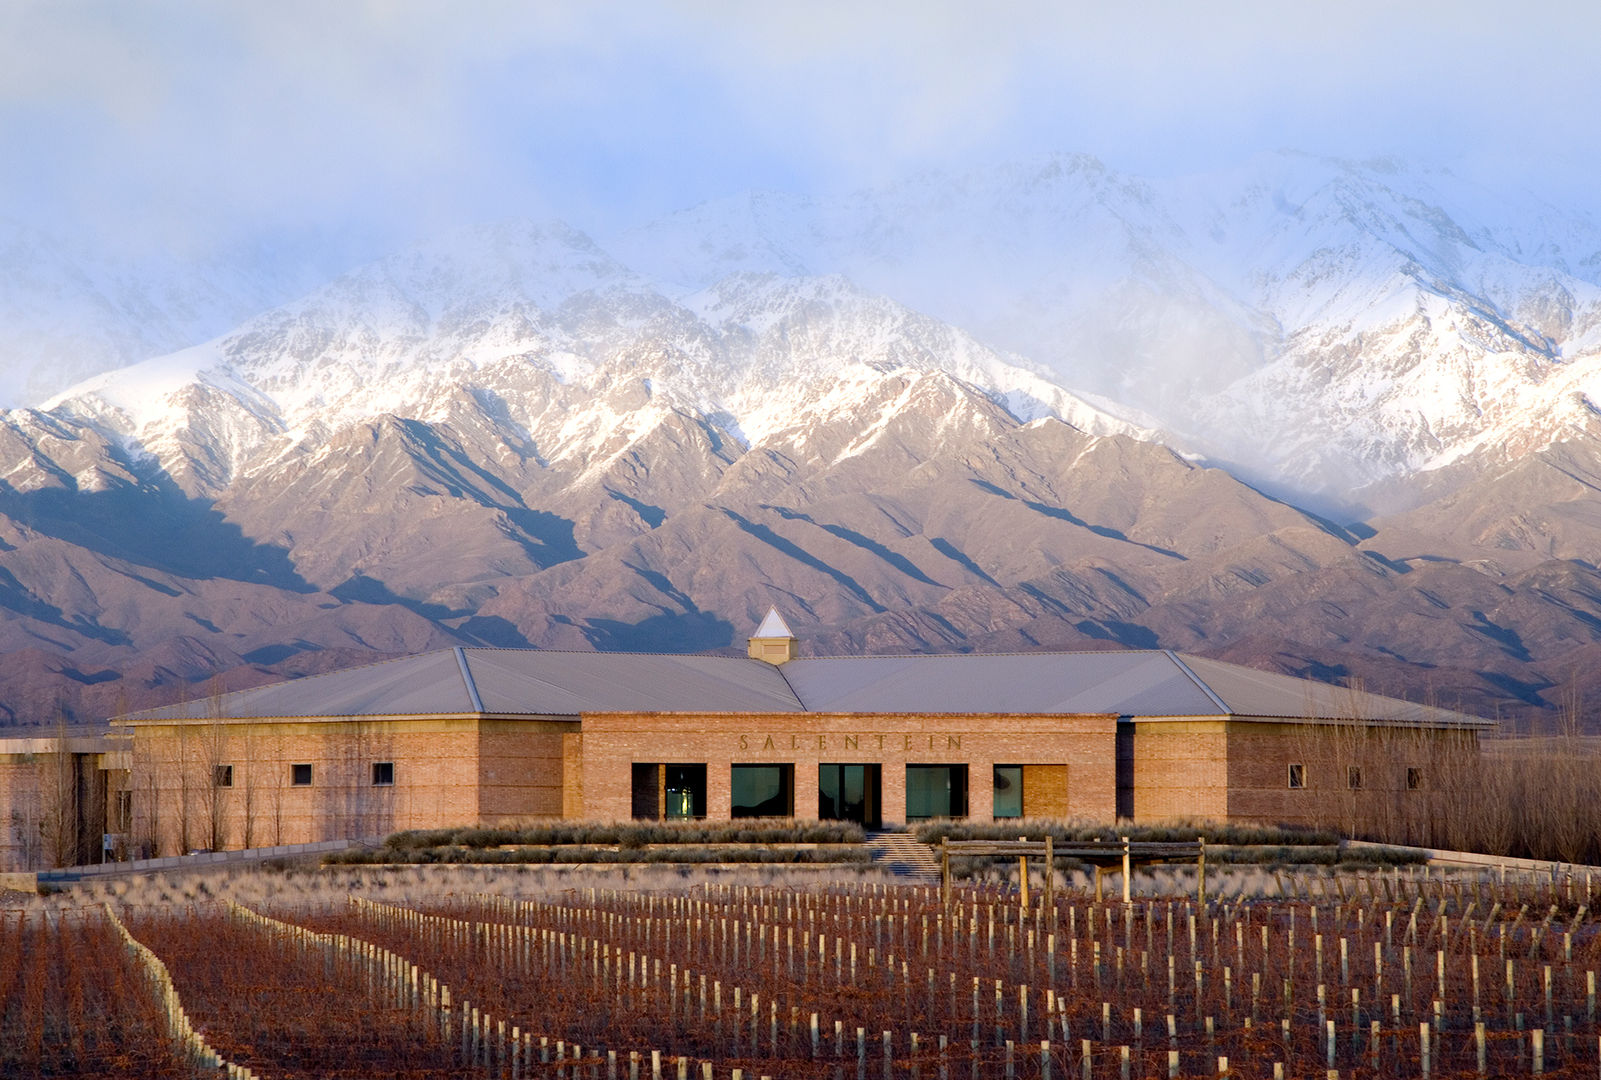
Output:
5,154,1601,727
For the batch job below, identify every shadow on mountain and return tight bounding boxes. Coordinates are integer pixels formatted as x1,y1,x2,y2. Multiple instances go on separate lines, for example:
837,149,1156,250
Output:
330,574,459,620
1481,668,1552,707
767,507,944,586
967,479,1185,560
0,565,129,645
929,537,1001,587
1467,611,1532,662
1074,619,1160,648
607,488,666,529
242,641,319,665
721,510,885,612
393,418,582,567
581,610,734,653
0,480,312,592
456,616,533,649
502,507,584,567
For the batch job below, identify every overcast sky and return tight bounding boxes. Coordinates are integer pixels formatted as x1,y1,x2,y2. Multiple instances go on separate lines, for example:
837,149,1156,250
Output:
3,0,1599,266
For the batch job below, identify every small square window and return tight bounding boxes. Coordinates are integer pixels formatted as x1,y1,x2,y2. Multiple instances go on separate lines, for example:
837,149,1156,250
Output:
1287,763,1305,790
214,764,233,788
1406,767,1423,791
372,762,395,786
1347,766,1361,790
291,763,313,787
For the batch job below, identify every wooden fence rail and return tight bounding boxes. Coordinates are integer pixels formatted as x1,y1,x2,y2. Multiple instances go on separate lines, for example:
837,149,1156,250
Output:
940,836,1207,907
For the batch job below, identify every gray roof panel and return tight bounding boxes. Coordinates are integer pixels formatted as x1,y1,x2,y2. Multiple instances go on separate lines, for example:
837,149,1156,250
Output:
1176,654,1488,727
129,650,475,721
121,645,1491,729
780,652,1219,716
463,650,805,714
127,648,806,722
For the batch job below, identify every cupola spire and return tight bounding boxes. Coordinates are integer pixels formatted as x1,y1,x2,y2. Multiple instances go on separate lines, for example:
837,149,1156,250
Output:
747,606,797,664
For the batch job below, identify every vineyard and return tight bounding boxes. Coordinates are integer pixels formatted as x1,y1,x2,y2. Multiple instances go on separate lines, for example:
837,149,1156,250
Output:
6,868,1601,1077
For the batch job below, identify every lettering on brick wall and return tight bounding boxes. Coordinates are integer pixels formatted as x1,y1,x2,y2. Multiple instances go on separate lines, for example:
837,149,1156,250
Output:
735,734,963,752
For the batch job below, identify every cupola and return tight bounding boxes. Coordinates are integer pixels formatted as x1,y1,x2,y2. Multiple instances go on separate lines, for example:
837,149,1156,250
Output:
747,606,798,664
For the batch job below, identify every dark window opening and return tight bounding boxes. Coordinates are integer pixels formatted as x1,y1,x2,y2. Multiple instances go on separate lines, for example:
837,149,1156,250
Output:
731,764,794,817
1115,721,1135,820
819,764,881,829
1287,763,1305,790
214,764,233,788
664,764,706,819
993,764,1023,819
372,762,394,786
291,763,313,787
632,762,707,819
905,764,968,821
1407,767,1423,791
631,763,660,820
1347,766,1361,790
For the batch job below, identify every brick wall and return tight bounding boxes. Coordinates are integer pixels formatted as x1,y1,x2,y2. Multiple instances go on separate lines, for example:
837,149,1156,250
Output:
578,712,1118,825
478,720,576,823
127,717,488,854
1129,719,1230,822
1225,720,1479,835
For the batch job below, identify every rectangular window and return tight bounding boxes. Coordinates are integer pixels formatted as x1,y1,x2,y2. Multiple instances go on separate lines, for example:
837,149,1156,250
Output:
818,764,881,828
1347,766,1361,790
1287,763,1305,790
1406,767,1423,791
663,764,707,819
372,762,394,786
731,764,794,818
291,763,313,787
993,764,1023,819
214,764,233,788
905,764,969,821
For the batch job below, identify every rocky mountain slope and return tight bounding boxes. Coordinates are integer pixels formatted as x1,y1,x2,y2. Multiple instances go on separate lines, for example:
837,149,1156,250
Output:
5,155,1601,728
619,152,1601,509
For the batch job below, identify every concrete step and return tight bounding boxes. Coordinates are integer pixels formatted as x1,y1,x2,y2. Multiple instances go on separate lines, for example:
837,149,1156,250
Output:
865,829,942,883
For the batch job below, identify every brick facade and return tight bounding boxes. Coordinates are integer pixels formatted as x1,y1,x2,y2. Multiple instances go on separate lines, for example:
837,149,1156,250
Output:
577,711,1118,824
0,654,1488,870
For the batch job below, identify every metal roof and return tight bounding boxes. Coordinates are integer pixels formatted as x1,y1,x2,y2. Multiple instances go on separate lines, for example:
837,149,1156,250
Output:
779,651,1217,716
119,646,1491,729
124,648,806,721
1175,654,1484,727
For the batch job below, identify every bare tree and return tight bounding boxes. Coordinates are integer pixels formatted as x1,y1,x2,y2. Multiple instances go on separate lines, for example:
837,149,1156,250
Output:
175,726,193,854
196,679,231,851
270,731,286,846
241,731,256,850
39,712,79,869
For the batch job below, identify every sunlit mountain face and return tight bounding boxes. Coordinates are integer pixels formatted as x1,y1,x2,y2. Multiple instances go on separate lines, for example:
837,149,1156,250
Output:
5,153,1601,729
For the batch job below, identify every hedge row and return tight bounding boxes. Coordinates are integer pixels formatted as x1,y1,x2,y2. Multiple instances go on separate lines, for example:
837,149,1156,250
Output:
913,819,1343,847
326,845,873,866
379,819,866,850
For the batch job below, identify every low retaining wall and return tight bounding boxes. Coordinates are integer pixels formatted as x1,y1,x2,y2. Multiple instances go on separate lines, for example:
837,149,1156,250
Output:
36,838,369,885
1344,839,1597,877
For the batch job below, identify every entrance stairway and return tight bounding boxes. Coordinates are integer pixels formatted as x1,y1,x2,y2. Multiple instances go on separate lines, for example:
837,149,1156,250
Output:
865,829,942,884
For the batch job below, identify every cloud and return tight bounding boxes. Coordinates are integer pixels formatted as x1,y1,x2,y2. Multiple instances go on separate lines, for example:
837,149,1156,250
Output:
0,0,1597,266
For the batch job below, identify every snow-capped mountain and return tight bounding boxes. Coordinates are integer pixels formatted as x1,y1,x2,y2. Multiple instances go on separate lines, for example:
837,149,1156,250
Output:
617,151,1601,507
6,155,1601,728
31,219,1153,501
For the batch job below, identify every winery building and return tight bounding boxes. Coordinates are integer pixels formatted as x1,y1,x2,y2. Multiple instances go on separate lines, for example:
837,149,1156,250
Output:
1,611,1490,868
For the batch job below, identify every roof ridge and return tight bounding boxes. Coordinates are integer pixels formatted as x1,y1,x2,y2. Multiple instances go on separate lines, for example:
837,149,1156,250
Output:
1163,651,1232,714
454,647,486,713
